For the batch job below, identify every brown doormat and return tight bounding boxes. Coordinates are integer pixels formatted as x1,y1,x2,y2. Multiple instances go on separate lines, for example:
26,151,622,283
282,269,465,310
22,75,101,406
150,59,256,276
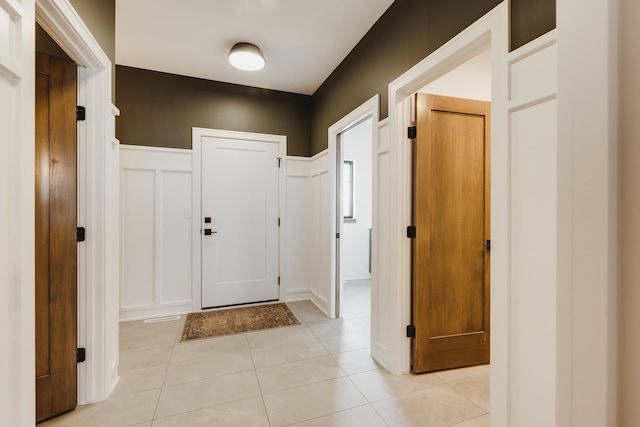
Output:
180,303,300,342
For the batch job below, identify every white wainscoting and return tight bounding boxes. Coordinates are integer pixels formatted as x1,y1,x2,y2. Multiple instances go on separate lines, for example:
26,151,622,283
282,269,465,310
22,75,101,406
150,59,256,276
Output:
119,146,193,320
507,31,558,426
308,151,332,314
371,118,391,369
285,157,314,301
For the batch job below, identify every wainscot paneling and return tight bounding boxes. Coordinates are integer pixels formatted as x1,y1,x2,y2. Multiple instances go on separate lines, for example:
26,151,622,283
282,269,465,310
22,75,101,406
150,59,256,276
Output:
285,157,313,301
119,145,193,320
507,31,558,426
371,118,391,369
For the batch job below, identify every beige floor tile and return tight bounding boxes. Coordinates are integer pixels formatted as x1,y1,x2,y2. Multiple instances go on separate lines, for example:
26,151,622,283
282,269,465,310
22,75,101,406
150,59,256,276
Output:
372,384,485,427
155,370,260,419
251,338,329,368
111,364,167,397
451,414,491,427
350,369,444,402
288,404,387,427
40,389,160,427
262,377,367,427
119,346,173,373
256,355,345,393
332,348,382,375
151,396,269,427
246,324,316,349
288,300,320,312
164,350,254,386
296,310,333,323
127,423,152,427
450,372,490,412
120,323,180,353
306,318,370,338
434,364,490,383
170,334,249,362
319,331,370,354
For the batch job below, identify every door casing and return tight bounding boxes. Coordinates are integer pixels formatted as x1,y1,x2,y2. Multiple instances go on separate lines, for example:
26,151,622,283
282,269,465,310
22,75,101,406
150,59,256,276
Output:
192,128,287,312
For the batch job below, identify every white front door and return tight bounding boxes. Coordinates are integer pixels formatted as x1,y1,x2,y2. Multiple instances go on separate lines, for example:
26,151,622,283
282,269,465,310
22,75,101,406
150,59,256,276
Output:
201,136,280,308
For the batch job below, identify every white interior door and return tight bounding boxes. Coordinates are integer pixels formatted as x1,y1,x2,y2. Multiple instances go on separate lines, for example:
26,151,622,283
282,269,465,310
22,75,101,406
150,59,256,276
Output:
201,136,280,308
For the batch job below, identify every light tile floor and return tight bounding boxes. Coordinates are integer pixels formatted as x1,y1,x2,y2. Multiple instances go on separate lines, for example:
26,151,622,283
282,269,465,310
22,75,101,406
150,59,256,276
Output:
42,280,489,426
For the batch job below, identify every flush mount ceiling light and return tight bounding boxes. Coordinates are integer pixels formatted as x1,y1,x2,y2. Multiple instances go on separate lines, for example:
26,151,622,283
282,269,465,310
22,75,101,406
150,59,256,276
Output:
228,42,266,71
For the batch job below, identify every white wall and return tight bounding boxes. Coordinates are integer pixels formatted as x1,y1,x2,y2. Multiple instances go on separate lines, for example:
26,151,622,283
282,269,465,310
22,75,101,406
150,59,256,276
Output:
342,118,373,280
119,146,193,320
420,48,492,101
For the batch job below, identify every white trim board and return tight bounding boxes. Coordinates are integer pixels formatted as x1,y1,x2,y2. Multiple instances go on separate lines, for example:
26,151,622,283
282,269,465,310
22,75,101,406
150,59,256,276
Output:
192,128,287,312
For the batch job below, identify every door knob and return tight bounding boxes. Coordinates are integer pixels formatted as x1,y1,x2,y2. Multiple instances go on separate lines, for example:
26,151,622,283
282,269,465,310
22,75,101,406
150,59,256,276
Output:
204,229,217,236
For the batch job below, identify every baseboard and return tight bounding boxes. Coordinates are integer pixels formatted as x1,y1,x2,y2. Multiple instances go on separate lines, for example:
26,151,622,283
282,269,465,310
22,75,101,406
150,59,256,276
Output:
119,302,193,321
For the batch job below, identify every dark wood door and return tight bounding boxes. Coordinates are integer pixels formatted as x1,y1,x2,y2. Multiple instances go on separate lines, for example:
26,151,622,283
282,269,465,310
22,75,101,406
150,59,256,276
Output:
35,52,77,422
411,93,490,373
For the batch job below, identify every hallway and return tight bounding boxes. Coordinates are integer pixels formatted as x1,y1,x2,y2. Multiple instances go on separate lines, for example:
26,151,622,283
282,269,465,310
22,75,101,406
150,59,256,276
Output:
42,290,489,426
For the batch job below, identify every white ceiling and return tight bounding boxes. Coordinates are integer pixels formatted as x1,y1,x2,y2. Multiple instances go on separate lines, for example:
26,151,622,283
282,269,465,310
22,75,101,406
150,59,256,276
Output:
115,0,395,96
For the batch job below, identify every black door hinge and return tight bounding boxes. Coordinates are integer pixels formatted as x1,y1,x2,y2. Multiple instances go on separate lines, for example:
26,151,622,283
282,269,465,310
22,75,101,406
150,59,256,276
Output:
407,226,416,239
408,126,417,139
277,157,282,168
76,348,86,363
76,106,86,121
484,240,491,251
406,325,416,338
277,276,281,285
77,227,86,242
278,218,281,227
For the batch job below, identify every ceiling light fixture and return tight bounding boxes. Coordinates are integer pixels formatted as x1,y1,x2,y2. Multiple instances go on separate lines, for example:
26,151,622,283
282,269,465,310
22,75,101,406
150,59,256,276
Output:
228,42,266,71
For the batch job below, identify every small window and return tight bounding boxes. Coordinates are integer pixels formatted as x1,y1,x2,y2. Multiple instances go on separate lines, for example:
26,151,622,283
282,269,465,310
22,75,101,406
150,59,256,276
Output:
343,160,354,219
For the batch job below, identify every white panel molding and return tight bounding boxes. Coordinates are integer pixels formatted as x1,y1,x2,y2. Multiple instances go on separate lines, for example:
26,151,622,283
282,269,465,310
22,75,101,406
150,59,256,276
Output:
120,145,193,321
285,157,313,301
507,34,558,424
372,118,390,369
1,0,34,424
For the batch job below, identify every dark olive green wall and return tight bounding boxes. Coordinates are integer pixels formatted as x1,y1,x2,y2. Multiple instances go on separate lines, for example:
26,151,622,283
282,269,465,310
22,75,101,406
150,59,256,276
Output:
310,0,556,155
116,66,312,156
511,0,556,50
310,0,502,154
36,23,71,61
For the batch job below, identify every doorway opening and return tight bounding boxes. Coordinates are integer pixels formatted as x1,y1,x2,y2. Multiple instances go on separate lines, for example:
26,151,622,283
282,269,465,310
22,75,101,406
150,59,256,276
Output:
335,116,373,320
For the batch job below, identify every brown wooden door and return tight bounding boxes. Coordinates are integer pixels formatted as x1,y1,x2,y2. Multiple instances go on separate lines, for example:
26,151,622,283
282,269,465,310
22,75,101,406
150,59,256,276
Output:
411,93,490,373
35,52,78,422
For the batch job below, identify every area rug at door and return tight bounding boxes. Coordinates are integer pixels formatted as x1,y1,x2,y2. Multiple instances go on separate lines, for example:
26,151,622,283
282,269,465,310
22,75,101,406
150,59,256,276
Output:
180,303,300,342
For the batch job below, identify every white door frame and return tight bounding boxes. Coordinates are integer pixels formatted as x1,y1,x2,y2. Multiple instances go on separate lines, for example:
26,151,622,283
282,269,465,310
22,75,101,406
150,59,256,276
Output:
385,0,508,416
328,95,380,319
36,0,119,405
192,128,287,311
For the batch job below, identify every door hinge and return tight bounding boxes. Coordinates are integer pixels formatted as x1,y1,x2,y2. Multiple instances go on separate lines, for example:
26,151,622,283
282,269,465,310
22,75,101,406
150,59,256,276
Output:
77,227,86,242
277,157,282,168
484,239,491,251
336,232,340,239
407,126,417,139
406,325,416,339
407,225,416,239
76,348,86,363
76,106,86,121
278,217,281,227
277,276,281,285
